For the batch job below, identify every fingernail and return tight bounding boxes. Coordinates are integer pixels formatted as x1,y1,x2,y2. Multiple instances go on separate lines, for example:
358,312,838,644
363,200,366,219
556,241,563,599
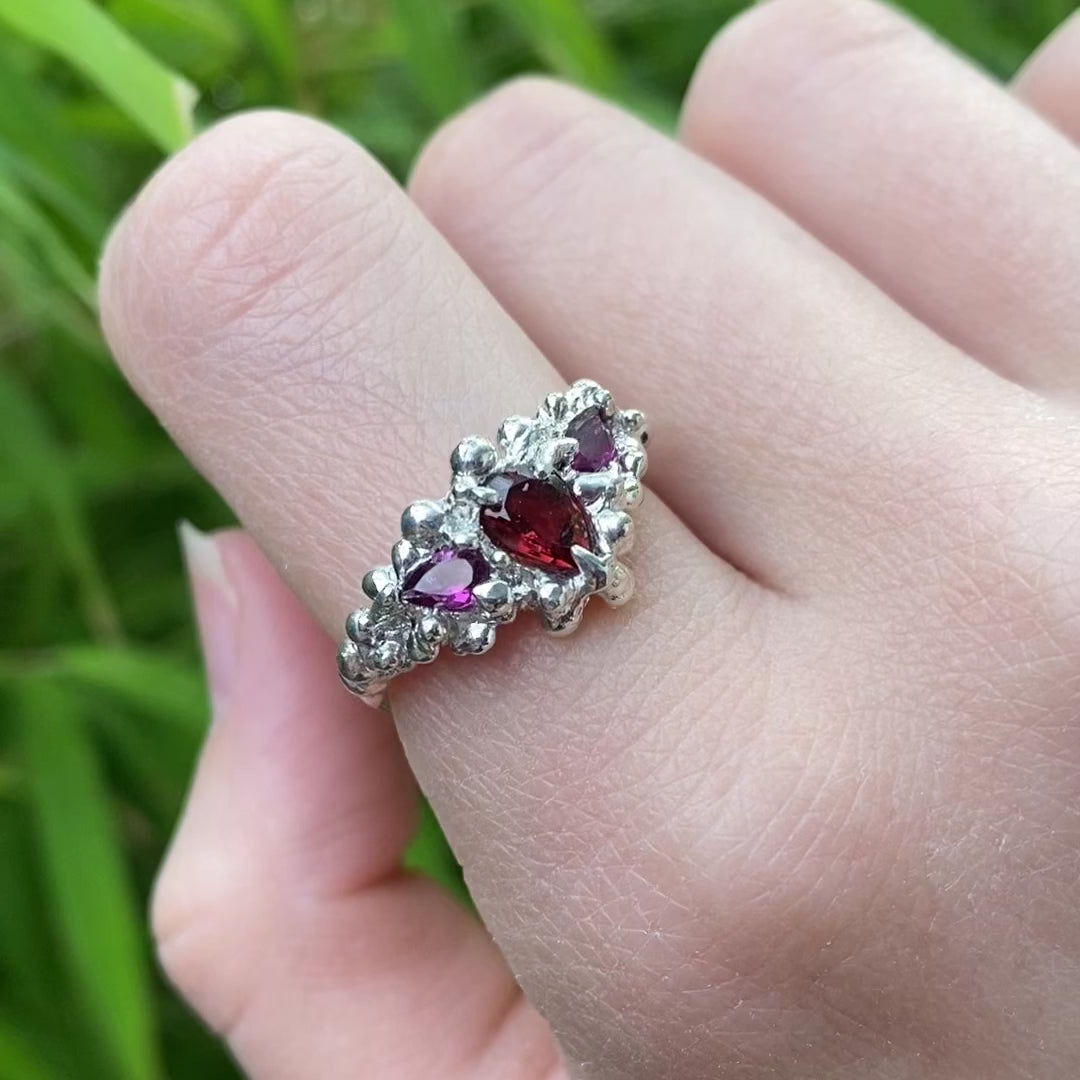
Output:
178,521,239,712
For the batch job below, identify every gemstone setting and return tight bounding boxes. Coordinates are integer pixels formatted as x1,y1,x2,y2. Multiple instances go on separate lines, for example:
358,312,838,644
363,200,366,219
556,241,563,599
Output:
401,548,489,610
339,379,648,704
567,406,617,472
480,472,592,575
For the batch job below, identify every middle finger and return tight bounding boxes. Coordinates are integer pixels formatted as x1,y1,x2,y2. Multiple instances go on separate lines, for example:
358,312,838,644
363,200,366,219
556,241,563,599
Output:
410,79,1044,597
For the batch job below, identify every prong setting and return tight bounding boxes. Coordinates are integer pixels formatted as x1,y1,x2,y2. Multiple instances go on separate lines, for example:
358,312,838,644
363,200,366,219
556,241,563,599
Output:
451,436,498,476
536,437,579,477
401,499,446,539
574,473,619,504
391,538,417,577
473,578,515,620
497,415,532,450
362,566,395,600
596,509,634,554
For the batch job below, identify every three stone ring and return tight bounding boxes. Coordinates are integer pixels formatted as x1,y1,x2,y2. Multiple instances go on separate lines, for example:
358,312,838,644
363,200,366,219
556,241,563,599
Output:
337,380,649,705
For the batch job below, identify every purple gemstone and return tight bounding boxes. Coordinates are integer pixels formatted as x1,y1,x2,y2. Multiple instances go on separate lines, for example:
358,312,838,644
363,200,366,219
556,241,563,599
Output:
401,548,489,611
567,407,616,472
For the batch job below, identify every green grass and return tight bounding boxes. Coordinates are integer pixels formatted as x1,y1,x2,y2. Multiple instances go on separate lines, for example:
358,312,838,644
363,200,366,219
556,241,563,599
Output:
0,1,1073,1077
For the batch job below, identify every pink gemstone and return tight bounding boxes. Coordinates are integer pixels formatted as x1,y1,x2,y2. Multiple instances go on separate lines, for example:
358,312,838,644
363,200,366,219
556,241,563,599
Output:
480,473,592,575
567,407,616,472
401,548,489,611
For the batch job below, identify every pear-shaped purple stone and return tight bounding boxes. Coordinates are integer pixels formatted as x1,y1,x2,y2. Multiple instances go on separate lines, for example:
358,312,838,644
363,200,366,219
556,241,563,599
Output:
401,548,489,611
567,407,616,472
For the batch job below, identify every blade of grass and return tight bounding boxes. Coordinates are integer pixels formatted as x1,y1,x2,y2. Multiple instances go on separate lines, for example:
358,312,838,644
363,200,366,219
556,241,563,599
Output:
0,794,64,1007
0,44,109,243
0,370,122,643
57,646,206,828
0,1018,64,1080
388,0,476,118
18,678,160,1080
109,0,245,71
234,0,299,100
0,1006,105,1080
57,647,205,733
1024,0,1077,49
903,0,1026,73
0,142,108,248
0,170,96,309
492,0,620,92
0,232,101,353
0,0,197,153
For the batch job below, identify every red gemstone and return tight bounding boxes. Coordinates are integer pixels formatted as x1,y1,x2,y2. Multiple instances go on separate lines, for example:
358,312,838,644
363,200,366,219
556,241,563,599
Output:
480,473,592,574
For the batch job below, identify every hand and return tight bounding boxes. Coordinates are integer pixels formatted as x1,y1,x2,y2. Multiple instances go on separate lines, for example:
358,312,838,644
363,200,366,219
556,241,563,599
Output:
99,2,1080,1077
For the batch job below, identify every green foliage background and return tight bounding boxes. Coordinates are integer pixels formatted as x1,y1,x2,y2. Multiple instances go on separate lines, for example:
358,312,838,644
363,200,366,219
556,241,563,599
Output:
0,1,1073,1077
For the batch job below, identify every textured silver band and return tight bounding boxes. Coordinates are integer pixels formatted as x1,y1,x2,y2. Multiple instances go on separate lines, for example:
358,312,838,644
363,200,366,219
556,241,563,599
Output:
338,380,648,705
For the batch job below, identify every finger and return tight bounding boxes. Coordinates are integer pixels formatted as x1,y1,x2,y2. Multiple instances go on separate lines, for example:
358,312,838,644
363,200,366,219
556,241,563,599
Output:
99,111,738,1069
99,111,712,627
680,0,1080,397
409,77,1032,594
162,524,563,1079
1014,13,1080,144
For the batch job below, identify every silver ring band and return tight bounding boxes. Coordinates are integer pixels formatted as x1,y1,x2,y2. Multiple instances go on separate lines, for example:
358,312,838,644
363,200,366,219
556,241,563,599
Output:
338,380,648,705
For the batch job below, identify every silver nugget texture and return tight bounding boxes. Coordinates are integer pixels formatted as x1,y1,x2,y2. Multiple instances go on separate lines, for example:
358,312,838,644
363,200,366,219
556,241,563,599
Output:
338,380,648,704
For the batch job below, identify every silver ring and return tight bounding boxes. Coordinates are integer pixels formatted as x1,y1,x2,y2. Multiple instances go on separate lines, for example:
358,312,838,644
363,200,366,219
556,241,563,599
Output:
338,380,648,704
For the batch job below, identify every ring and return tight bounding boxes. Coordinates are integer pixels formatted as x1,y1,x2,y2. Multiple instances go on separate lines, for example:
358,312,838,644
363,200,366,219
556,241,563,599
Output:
338,379,648,704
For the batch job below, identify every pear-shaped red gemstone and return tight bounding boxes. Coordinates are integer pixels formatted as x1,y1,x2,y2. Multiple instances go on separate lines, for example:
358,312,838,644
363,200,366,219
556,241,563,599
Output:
480,473,592,574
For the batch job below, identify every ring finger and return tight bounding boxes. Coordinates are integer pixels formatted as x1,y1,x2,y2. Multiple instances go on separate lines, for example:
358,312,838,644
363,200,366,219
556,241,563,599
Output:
99,110,741,1073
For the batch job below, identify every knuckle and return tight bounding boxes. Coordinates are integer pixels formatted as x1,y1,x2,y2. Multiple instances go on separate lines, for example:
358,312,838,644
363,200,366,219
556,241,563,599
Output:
943,447,1080,630
721,0,913,65
149,858,210,1003
102,110,407,380
411,76,622,235
149,836,259,1038
687,0,918,129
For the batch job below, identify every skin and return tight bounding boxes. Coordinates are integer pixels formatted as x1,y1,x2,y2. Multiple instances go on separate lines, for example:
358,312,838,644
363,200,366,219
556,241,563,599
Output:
98,1,1080,1077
